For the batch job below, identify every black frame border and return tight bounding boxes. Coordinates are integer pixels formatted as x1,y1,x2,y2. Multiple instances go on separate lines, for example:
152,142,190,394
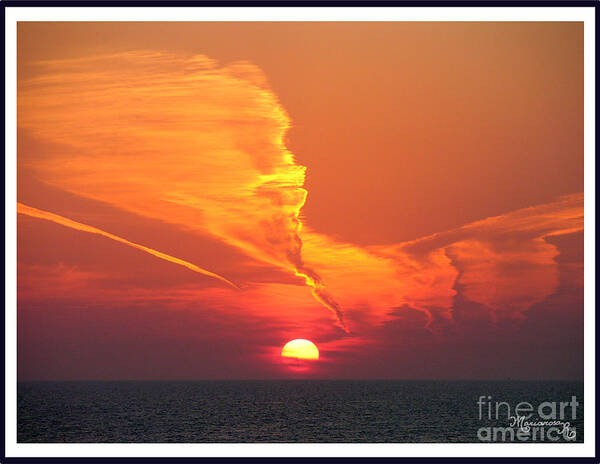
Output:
2,1,597,462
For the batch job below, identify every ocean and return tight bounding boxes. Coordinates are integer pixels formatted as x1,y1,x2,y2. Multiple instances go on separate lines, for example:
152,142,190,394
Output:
18,380,583,443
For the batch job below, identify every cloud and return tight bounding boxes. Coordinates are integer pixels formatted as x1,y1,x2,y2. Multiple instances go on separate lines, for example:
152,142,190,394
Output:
18,202,238,288
19,51,346,329
18,50,583,347
288,194,583,332
394,193,583,322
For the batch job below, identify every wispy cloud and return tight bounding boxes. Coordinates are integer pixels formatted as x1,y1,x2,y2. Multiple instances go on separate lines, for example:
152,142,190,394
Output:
19,51,348,330
19,51,583,340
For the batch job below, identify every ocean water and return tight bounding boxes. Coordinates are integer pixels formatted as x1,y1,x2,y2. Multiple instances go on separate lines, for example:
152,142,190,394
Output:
18,380,583,443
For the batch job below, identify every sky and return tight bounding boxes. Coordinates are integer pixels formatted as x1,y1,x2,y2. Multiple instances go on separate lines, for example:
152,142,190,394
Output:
17,22,583,380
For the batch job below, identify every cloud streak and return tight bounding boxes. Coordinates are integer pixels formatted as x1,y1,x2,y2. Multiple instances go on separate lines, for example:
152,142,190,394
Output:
17,202,239,289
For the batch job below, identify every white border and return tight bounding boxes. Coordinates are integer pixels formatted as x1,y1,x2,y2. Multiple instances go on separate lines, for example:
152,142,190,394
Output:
5,6,596,459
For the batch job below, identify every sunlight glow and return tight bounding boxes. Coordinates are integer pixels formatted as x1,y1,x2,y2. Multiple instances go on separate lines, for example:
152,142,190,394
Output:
281,339,320,360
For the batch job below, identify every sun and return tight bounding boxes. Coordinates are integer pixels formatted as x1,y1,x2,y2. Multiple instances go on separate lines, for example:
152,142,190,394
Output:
281,339,319,360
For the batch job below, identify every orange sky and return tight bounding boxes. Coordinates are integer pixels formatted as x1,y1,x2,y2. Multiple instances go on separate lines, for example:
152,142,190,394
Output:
17,22,583,380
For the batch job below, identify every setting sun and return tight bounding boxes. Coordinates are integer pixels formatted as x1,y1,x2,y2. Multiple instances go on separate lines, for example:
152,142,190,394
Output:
281,339,320,360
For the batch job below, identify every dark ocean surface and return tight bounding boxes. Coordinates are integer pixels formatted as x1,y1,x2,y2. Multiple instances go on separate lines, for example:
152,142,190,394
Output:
18,380,583,443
